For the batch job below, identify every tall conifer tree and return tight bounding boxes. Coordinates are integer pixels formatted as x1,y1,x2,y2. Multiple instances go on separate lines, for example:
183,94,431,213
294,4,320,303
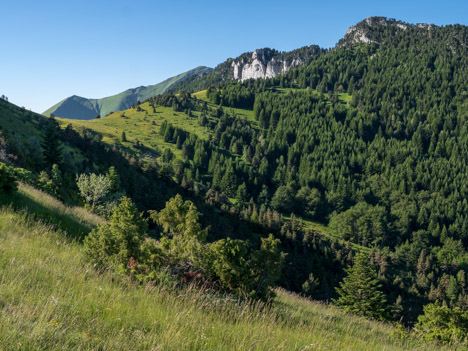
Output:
334,253,388,320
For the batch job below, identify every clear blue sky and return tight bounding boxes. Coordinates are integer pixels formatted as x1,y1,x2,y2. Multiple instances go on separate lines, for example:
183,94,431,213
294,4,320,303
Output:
1,0,467,113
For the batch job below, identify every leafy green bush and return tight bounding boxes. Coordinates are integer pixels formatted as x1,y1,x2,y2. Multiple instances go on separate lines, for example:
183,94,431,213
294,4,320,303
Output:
151,194,285,300
150,194,208,269
84,193,285,300
0,162,18,194
249,234,285,300
77,173,112,209
209,238,251,296
84,197,147,268
208,234,285,301
12,167,38,186
415,302,468,345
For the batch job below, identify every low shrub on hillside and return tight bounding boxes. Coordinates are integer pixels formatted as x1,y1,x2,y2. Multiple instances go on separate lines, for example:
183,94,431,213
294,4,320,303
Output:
84,194,285,301
415,302,468,345
0,162,18,194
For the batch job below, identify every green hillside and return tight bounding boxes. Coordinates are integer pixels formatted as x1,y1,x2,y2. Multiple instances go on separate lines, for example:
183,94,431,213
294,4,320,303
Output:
1,15,467,348
54,17,468,329
0,184,452,350
43,66,212,120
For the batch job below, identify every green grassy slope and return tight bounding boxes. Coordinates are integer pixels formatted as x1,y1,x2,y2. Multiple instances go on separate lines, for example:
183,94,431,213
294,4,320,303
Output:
0,96,87,174
0,182,103,239
58,101,209,158
43,66,212,120
0,98,44,140
0,186,451,350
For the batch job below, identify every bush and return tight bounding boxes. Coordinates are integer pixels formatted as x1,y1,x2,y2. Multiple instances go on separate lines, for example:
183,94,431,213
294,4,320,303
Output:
209,234,285,301
209,238,251,296
84,193,285,301
84,197,147,268
152,194,285,300
76,173,112,209
0,162,18,194
415,302,468,345
13,167,38,186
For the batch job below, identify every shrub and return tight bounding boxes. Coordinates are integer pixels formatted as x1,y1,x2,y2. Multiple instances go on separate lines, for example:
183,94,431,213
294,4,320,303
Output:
415,302,468,345
0,162,18,194
76,173,112,209
84,197,147,268
209,238,251,296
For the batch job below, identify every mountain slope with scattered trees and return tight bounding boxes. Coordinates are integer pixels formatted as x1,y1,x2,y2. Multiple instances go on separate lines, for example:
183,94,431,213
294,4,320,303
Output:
0,16,467,347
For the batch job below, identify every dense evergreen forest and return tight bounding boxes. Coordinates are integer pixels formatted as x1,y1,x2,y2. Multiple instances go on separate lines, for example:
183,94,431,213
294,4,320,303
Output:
148,18,468,323
1,17,467,338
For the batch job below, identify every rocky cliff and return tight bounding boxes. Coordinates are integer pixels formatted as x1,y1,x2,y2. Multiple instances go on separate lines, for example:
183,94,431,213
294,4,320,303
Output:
169,45,324,93
231,48,308,81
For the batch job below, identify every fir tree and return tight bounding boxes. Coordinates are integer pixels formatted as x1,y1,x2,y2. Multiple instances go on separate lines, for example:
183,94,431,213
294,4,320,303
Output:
42,117,63,169
334,252,388,320
106,166,121,193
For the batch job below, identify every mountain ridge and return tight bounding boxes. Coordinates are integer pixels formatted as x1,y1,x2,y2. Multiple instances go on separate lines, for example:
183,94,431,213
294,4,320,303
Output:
43,66,212,120
168,45,325,93
43,16,466,120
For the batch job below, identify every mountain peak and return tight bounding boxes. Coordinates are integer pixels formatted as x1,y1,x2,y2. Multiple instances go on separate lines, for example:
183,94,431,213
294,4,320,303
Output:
338,17,437,47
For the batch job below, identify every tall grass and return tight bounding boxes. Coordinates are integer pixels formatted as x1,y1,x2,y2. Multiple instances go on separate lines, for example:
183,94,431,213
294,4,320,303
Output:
0,182,103,239
0,206,455,350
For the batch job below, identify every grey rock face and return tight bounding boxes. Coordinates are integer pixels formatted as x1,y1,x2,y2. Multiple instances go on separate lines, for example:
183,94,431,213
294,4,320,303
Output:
231,49,304,81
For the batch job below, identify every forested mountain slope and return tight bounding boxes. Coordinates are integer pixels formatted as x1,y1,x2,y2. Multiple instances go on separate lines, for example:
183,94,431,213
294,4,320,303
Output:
0,16,467,339
143,17,468,323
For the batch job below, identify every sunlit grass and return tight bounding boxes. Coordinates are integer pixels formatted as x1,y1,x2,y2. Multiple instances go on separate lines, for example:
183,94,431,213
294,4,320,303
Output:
0,195,455,350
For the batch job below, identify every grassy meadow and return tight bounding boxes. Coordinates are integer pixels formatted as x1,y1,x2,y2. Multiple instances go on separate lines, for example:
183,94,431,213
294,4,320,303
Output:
0,184,458,350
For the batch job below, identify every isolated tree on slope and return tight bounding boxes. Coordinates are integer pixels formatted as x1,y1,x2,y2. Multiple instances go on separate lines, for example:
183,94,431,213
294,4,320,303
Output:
41,117,63,169
334,252,388,320
76,173,112,209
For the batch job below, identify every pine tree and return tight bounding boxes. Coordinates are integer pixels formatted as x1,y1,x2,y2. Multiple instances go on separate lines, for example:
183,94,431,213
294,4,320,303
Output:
106,166,121,193
334,252,388,320
42,117,63,169
220,165,237,197
50,163,62,196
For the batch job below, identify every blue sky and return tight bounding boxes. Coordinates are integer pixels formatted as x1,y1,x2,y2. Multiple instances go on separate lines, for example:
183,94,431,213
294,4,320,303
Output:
1,0,467,113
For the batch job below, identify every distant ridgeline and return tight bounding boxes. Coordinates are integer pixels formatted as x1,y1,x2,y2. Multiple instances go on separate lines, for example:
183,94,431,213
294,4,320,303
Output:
43,66,212,120
44,46,324,120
